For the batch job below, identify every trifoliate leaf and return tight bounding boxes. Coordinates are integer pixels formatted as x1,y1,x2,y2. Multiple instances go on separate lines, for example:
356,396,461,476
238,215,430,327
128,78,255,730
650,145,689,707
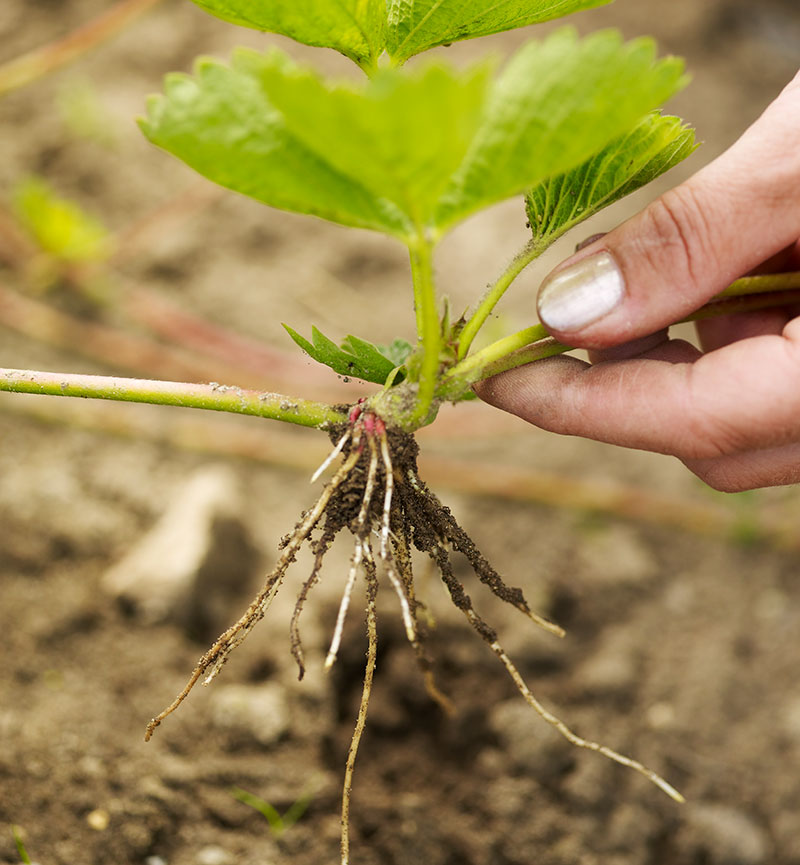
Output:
433,29,688,234
186,0,386,71
284,325,406,384
249,50,489,228
140,53,411,238
386,0,611,63
525,112,697,244
12,176,113,263
142,33,687,245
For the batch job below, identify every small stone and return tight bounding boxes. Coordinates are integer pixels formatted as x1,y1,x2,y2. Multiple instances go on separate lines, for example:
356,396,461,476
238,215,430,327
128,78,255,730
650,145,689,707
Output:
86,808,110,831
210,682,291,746
781,695,800,742
102,466,258,638
575,524,657,586
645,701,677,730
488,699,572,780
196,845,234,865
571,626,638,696
676,803,770,865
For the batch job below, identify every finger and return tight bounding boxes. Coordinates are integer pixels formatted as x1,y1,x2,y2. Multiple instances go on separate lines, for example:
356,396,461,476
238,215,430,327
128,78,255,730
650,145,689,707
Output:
475,320,800,461
749,239,800,275
535,71,800,349
587,329,671,363
684,442,800,492
696,309,796,353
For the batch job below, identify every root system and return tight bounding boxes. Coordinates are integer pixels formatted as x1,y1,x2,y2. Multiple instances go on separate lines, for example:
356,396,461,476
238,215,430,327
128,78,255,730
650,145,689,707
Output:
145,403,683,864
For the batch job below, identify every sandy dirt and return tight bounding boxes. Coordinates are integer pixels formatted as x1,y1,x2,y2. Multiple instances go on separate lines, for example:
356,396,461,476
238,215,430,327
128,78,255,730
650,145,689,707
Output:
1,1,800,863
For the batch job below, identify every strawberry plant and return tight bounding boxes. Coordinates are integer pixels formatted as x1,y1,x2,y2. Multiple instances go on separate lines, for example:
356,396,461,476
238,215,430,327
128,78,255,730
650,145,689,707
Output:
5,1,800,862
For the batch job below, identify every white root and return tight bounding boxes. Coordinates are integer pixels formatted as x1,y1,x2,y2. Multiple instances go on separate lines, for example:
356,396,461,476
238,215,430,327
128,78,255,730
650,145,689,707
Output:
376,428,417,646
311,428,350,484
378,428,393,559
325,436,379,670
325,537,366,671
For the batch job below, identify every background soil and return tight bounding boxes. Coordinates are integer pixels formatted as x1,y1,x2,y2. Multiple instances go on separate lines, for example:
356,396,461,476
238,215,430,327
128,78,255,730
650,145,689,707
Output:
1,1,800,864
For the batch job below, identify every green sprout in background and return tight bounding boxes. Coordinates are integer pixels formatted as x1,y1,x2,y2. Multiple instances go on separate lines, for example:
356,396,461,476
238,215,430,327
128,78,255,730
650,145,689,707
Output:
231,781,318,839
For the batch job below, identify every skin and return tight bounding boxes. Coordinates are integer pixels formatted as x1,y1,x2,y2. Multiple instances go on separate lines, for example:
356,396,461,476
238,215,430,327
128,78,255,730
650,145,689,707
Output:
476,69,800,492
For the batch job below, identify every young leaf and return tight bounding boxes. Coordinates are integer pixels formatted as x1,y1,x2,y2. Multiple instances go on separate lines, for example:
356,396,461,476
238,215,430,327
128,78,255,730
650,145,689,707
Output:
433,29,688,234
525,112,697,244
140,53,411,239
386,0,611,63
248,50,489,229
186,0,386,71
379,337,414,366
284,325,404,384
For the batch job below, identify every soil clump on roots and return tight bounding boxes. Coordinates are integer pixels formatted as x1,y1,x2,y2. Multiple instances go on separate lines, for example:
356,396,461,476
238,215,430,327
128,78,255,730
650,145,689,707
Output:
144,404,682,864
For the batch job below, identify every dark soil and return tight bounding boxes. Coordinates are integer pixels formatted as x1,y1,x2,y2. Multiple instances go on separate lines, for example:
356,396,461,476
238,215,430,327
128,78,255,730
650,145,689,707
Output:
1,2,800,864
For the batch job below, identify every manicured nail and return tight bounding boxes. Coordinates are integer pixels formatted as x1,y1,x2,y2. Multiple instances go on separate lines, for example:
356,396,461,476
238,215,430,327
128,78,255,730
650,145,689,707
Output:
537,251,624,332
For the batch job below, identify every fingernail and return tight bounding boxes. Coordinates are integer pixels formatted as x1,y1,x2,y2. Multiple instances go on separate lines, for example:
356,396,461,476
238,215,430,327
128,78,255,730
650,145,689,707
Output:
537,251,625,332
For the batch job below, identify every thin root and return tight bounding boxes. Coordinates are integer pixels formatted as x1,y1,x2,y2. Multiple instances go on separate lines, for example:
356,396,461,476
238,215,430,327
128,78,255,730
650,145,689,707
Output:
432,544,684,803
145,442,362,741
340,561,379,865
290,526,336,680
410,469,565,639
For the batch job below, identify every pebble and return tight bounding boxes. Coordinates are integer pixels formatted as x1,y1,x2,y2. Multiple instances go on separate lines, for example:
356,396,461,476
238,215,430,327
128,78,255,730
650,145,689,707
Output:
209,682,291,746
575,524,658,586
571,626,638,696
488,699,572,780
86,808,110,831
196,845,234,865
676,802,770,865
102,465,258,636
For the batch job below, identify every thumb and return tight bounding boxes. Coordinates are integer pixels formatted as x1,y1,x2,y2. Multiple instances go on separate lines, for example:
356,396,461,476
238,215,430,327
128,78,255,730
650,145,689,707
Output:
536,71,800,349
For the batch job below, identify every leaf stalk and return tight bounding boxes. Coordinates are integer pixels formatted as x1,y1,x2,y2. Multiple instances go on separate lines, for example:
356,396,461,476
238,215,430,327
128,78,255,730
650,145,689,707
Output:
457,239,545,360
0,369,345,429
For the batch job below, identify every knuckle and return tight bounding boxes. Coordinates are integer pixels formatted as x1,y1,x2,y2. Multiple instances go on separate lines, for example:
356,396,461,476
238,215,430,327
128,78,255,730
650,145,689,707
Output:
679,366,746,460
641,186,718,289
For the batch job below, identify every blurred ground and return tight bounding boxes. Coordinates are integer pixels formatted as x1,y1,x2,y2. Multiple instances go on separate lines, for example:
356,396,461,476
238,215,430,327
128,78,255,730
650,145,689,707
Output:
1,1,800,864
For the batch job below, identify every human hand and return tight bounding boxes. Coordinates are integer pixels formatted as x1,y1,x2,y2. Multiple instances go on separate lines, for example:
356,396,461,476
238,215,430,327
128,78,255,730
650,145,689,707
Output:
475,71,800,492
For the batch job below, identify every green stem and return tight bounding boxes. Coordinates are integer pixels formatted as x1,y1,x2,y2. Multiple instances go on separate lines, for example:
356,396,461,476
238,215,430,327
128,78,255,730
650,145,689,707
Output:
438,327,568,401
719,272,800,297
0,368,345,429
439,273,800,402
408,237,441,425
457,239,544,360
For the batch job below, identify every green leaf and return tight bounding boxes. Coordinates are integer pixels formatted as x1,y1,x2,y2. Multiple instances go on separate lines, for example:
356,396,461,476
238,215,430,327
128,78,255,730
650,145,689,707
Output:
378,337,414,366
140,52,411,238
186,0,386,71
386,0,611,62
433,28,688,234
525,112,697,244
250,51,489,228
284,325,405,384
12,176,113,263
